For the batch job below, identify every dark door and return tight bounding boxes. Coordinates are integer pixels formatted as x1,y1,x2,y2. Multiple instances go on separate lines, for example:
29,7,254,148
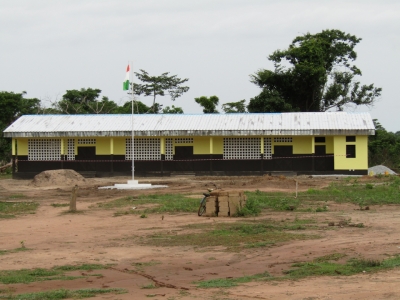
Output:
174,146,193,171
314,145,333,171
273,146,293,171
76,146,96,171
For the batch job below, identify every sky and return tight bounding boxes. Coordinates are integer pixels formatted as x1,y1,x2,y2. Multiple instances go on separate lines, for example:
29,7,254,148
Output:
1,0,399,131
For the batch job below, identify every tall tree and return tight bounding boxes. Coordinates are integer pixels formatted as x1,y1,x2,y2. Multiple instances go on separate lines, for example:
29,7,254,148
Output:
249,29,382,112
222,100,247,113
195,96,219,113
163,105,184,114
0,91,41,162
368,119,400,172
116,100,162,114
133,70,189,113
53,88,119,114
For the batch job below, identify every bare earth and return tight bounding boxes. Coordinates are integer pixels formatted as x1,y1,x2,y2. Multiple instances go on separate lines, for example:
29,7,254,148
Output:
1,173,400,300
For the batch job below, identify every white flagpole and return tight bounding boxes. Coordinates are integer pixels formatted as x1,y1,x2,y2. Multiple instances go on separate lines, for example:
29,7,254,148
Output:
130,61,135,181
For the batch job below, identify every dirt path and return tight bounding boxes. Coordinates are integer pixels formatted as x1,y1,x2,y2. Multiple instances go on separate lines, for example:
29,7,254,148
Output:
1,175,400,299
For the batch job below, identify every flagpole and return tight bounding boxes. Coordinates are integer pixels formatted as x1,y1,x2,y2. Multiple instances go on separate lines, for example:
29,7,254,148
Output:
130,61,135,182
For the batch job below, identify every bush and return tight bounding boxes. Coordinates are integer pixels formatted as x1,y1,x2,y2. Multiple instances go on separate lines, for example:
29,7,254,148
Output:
234,198,261,217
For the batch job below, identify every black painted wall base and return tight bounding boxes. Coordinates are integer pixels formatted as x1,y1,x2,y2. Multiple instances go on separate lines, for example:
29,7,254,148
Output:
13,169,368,179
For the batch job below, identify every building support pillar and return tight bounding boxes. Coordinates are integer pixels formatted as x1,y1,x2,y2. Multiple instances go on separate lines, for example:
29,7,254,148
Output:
210,137,213,175
110,138,114,176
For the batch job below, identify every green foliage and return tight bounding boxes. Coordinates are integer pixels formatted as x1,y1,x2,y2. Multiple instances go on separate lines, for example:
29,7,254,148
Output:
249,29,381,113
133,69,189,112
162,105,184,114
0,201,38,218
53,88,120,114
222,100,247,113
284,257,400,279
234,198,261,217
0,91,41,162
245,191,300,211
116,100,162,114
0,264,108,284
368,119,400,172
138,221,313,250
0,288,126,299
194,95,219,113
196,271,271,288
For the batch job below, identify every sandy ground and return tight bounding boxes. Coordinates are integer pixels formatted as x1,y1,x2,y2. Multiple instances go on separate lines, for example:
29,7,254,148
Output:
1,174,400,299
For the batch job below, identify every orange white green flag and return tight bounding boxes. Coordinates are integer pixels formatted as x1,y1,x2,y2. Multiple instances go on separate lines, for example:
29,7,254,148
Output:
123,65,130,91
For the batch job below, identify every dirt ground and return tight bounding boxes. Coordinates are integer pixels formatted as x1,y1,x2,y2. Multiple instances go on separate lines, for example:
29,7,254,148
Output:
1,173,400,300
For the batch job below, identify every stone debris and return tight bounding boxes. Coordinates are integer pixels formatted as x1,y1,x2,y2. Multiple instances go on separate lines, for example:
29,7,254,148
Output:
368,165,397,175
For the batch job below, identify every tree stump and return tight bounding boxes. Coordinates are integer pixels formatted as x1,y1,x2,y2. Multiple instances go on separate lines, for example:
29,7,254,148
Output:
70,185,78,212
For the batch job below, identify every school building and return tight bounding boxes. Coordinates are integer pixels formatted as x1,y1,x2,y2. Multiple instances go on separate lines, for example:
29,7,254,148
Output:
3,112,375,179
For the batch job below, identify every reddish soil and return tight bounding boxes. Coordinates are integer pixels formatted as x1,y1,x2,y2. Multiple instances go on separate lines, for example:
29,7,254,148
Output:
1,174,400,299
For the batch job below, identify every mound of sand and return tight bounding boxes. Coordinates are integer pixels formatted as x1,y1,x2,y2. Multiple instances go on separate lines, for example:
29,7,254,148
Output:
31,169,86,187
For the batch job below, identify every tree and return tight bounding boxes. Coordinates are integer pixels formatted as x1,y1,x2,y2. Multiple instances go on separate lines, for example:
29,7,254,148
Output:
0,91,41,162
222,100,247,113
116,100,162,114
195,96,219,113
368,119,400,172
163,105,184,114
53,88,119,114
133,70,189,113
249,29,382,112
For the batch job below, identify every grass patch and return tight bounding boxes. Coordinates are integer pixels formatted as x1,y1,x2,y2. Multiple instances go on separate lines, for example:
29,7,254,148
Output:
0,288,126,299
136,220,317,251
0,201,38,217
95,194,200,216
141,283,157,289
284,258,387,279
196,256,400,288
0,247,30,256
196,271,271,288
132,260,162,271
245,176,400,211
0,264,109,284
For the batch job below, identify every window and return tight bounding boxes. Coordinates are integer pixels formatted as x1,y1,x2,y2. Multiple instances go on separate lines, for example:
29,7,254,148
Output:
165,138,173,160
346,145,356,158
125,138,161,160
28,139,61,161
274,137,292,143
315,137,325,143
346,136,356,142
264,138,272,159
223,138,260,159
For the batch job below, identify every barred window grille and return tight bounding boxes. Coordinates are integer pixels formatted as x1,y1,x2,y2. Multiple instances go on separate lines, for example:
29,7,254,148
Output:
28,139,61,161
77,139,96,144
67,139,75,160
165,138,173,160
174,138,193,144
264,138,272,159
223,138,260,159
274,137,292,143
125,138,161,160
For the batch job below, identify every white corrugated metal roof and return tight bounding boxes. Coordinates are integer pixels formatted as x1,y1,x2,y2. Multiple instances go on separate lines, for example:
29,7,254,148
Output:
3,112,375,138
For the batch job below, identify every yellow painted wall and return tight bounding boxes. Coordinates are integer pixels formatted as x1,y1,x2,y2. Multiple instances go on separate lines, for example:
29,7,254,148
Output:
96,138,110,155
193,137,210,154
213,137,223,154
17,139,28,155
333,135,368,170
113,138,126,155
325,136,334,154
293,136,313,154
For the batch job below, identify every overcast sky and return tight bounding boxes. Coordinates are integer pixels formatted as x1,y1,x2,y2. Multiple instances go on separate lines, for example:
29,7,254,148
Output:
1,0,399,131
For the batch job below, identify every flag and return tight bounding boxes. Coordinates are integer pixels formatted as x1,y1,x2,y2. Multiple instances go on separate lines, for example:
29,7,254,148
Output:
123,65,130,91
